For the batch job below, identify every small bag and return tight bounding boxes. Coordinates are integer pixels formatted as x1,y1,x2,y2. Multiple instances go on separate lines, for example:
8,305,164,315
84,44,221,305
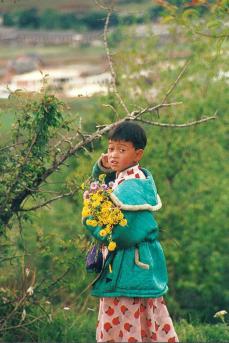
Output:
86,244,103,273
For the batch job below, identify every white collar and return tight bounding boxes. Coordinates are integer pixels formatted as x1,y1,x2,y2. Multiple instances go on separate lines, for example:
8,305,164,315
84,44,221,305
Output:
116,164,141,180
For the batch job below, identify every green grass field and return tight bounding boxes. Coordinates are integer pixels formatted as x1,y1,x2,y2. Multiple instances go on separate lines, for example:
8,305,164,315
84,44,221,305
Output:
0,0,153,13
0,44,105,68
0,0,95,12
2,308,228,343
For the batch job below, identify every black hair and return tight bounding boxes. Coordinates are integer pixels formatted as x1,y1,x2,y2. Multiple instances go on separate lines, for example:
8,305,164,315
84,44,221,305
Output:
108,121,147,149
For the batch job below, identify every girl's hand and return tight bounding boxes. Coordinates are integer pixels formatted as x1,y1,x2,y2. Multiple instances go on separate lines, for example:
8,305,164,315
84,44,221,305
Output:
101,153,111,169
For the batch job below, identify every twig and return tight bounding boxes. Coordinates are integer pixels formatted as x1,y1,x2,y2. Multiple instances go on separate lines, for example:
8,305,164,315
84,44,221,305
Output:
0,141,26,152
76,129,87,142
103,9,130,116
195,31,229,39
135,114,217,128
0,315,45,332
94,0,111,11
0,254,30,264
102,103,120,118
79,294,90,314
44,267,72,290
130,101,183,119
24,186,66,195
96,102,183,128
19,189,78,212
0,293,28,331
161,59,191,104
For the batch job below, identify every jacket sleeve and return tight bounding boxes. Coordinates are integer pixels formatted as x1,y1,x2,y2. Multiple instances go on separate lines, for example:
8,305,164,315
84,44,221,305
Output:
82,216,109,244
92,156,114,180
111,210,158,249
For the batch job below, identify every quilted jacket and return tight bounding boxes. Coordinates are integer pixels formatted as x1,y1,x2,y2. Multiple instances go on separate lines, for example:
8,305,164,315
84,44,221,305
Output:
83,162,168,298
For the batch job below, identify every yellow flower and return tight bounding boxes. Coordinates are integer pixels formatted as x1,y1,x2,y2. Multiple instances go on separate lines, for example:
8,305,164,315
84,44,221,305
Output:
92,201,100,208
119,218,127,227
99,229,107,237
83,199,90,206
102,201,113,209
108,241,117,251
105,225,112,233
101,207,109,214
113,208,120,215
81,183,85,190
86,219,98,227
91,193,103,201
99,174,106,182
82,207,91,217
117,212,124,220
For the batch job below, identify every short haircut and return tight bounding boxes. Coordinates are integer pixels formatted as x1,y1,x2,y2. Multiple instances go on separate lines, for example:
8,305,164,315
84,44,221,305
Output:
108,121,147,149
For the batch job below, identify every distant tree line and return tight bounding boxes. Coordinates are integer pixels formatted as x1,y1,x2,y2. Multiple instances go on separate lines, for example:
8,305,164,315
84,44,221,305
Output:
1,4,208,31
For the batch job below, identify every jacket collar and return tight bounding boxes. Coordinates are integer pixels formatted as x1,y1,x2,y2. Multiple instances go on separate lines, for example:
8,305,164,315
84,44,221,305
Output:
110,167,162,212
113,164,145,190
116,163,142,179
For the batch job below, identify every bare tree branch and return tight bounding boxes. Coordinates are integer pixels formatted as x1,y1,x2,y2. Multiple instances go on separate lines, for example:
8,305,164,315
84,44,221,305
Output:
195,31,229,39
161,59,191,104
0,315,45,333
135,114,217,128
103,9,130,116
0,293,28,330
19,189,78,212
130,101,183,119
0,254,30,264
0,141,26,152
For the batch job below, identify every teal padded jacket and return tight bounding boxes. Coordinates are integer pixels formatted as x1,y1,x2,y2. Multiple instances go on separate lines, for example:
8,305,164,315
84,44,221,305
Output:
83,162,168,298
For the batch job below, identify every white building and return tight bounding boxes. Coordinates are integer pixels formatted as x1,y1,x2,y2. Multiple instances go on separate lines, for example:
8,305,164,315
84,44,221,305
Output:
7,65,112,97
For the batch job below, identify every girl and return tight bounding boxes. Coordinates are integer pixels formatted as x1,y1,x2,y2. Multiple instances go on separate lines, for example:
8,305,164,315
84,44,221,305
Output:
83,121,179,343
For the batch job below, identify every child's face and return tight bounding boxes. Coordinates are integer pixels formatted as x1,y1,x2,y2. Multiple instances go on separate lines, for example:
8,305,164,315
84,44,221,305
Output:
107,140,144,173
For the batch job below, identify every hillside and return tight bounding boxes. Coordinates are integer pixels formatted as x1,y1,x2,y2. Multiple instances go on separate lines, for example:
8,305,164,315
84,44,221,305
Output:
0,0,153,13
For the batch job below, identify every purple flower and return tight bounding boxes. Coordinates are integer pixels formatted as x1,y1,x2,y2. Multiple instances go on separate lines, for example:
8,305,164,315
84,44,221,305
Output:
90,182,99,191
108,181,114,188
101,184,108,190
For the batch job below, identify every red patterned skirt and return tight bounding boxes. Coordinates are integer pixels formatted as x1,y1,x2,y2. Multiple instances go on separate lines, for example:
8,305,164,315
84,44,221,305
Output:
96,296,179,342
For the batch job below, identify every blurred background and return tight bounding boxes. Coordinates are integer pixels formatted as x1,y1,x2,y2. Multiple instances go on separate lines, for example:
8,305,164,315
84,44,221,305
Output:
0,0,228,342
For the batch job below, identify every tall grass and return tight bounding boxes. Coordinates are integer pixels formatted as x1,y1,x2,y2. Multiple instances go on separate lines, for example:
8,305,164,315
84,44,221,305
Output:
1,308,228,342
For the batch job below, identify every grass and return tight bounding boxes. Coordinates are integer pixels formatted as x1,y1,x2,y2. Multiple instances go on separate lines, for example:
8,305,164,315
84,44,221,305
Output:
1,308,228,343
176,319,229,343
0,43,105,67
0,0,95,12
35,317,229,343
0,0,153,13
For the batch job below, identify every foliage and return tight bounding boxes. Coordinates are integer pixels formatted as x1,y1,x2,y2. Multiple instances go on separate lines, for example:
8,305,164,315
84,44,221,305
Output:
156,0,229,40
18,7,41,29
2,8,118,31
0,87,74,232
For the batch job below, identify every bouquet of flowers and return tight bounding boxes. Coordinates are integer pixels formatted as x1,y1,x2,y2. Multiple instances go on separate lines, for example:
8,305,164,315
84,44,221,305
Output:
81,174,127,251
